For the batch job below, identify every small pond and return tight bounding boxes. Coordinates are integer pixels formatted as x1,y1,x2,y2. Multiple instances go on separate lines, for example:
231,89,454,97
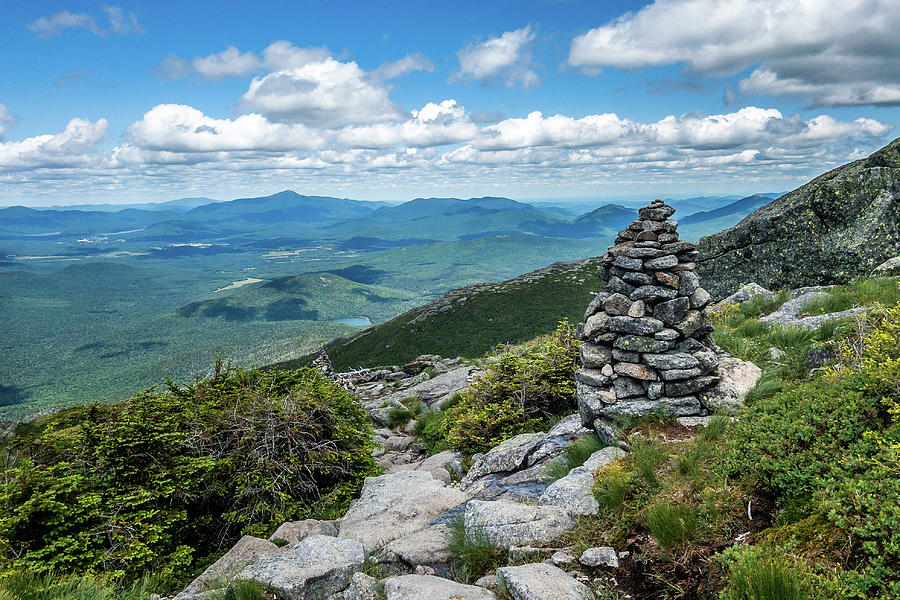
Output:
333,316,372,326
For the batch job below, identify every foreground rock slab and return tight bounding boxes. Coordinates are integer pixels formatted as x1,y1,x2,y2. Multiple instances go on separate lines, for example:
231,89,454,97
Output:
700,357,761,413
376,524,453,575
497,563,593,600
539,447,626,515
175,535,283,600
339,470,468,551
383,574,496,600
238,534,364,600
464,499,575,548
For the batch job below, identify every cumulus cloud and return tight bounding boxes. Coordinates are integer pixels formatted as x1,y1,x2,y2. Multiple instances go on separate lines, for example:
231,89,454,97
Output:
27,11,104,38
569,0,900,107
261,41,331,70
0,118,107,169
124,104,323,151
453,27,539,88
337,100,478,148
27,6,143,38
192,46,261,80
240,58,405,126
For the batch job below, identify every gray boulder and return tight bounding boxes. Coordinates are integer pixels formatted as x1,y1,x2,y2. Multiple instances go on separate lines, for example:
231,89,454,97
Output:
383,366,474,409
719,283,776,305
339,471,468,551
327,573,382,600
540,447,625,515
464,499,575,548
238,535,364,600
579,546,619,568
270,519,338,545
700,357,762,412
461,433,544,486
175,535,283,600
496,563,593,600
383,574,496,600
376,524,453,575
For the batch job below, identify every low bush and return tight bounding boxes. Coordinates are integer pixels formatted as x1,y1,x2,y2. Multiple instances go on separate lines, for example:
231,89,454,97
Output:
0,362,378,587
439,322,579,453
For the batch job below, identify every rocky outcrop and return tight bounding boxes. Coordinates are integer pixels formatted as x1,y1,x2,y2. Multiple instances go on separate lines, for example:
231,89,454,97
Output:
383,574,496,600
496,563,593,600
338,470,468,551
577,200,720,442
697,137,900,299
237,535,365,600
464,500,575,548
174,535,283,600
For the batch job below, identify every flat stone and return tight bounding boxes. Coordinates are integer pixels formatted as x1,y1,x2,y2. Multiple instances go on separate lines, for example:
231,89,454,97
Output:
700,357,762,412
175,536,283,600
623,247,665,258
339,471,468,551
627,300,646,317
654,328,680,341
579,546,619,568
595,396,701,418
383,574,496,600
659,367,703,381
653,297,690,326
656,271,680,288
657,232,678,243
416,450,463,485
642,352,699,370
662,241,696,254
677,271,701,296
270,520,338,545
383,366,474,409
602,293,632,316
719,282,776,305
583,312,610,339
462,433,545,485
612,255,643,271
666,376,720,396
611,349,639,362
583,292,610,320
497,563,593,600
583,446,627,471
636,230,658,241
691,288,712,309
613,376,645,397
622,271,655,286
630,285,678,302
677,416,711,427
539,465,599,515
550,551,576,566
672,261,695,271
614,362,658,381
575,368,610,387
644,254,679,270
614,335,673,353
639,205,676,220
580,342,612,368
607,276,636,296
464,500,575,548
609,315,664,335
238,535,365,600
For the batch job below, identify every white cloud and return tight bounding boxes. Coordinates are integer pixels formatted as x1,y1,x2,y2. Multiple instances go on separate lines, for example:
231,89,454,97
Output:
453,27,539,88
192,46,261,81
0,118,107,169
103,6,144,36
125,104,323,151
374,53,437,80
27,11,104,38
569,0,900,107
261,41,331,70
240,58,405,126
337,100,478,148
155,55,192,80
27,6,143,38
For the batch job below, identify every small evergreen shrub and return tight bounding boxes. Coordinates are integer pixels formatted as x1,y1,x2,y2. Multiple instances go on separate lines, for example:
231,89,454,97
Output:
0,362,378,584
439,322,579,453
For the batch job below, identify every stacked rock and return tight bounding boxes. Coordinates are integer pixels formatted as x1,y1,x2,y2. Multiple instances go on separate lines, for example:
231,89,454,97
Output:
576,200,719,441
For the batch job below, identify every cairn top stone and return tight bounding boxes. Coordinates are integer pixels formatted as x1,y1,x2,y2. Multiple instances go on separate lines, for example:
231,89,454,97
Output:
578,200,719,444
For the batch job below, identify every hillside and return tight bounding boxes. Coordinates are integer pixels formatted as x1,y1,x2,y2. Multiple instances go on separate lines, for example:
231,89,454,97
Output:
697,138,900,298
277,256,607,371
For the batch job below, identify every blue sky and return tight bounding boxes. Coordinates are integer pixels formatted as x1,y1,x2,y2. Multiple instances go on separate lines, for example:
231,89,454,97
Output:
1,0,899,206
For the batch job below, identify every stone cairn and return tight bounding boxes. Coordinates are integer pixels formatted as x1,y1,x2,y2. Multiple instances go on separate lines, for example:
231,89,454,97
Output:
576,200,719,443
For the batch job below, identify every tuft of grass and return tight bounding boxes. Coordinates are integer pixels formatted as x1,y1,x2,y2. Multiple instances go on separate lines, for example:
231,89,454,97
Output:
542,434,605,482
387,398,425,428
270,537,288,548
447,516,506,584
222,580,267,600
645,501,698,550
722,550,807,600
743,370,785,404
800,277,900,317
0,570,168,600
698,415,729,443
594,463,631,512
631,436,667,487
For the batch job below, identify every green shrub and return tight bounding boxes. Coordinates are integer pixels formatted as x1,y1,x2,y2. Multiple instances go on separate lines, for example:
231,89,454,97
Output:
440,322,579,453
543,434,604,482
447,516,506,584
0,570,164,600
645,501,698,550
387,398,424,428
719,545,807,600
413,409,450,455
0,362,378,584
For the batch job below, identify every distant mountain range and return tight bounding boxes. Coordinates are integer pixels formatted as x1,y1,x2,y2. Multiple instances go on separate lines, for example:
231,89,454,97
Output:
0,190,767,244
